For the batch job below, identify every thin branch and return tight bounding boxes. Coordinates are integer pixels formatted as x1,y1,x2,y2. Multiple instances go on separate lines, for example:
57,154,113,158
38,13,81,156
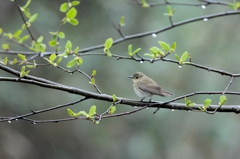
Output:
75,68,102,94
112,23,125,38
16,106,148,124
14,0,35,41
0,97,88,122
133,0,230,7
0,11,239,57
223,76,234,94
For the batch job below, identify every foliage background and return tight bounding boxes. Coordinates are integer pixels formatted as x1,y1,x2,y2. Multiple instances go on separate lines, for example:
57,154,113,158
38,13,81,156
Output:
0,0,240,159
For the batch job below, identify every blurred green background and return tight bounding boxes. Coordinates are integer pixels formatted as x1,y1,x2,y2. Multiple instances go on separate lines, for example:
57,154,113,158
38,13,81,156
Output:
1,0,240,159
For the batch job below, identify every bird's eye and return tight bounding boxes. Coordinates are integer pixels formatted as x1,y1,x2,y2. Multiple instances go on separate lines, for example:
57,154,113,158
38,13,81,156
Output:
135,77,138,79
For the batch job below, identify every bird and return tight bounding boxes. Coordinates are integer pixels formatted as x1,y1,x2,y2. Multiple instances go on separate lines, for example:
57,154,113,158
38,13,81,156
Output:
129,72,173,102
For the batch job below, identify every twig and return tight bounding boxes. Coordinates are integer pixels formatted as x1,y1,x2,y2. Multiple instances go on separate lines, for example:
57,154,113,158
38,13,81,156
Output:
14,0,35,41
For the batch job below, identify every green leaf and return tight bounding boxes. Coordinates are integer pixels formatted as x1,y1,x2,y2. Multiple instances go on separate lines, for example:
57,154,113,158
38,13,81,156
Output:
49,54,56,62
203,99,212,110
12,58,18,65
76,57,83,66
141,0,150,7
28,13,38,23
22,0,31,9
26,65,35,68
92,70,96,76
56,57,62,64
80,111,89,118
179,51,189,64
119,16,125,27
13,29,22,38
69,18,79,25
171,42,177,52
67,7,77,19
104,38,113,49
57,32,65,39
89,78,95,85
109,106,116,115
2,43,9,50
65,40,72,50
128,44,132,53
49,39,57,47
104,49,112,57
3,57,8,65
67,108,74,117
74,47,79,54
67,59,76,68
71,1,80,6
60,3,68,12
158,41,170,51
133,48,141,54
112,94,117,102
144,53,154,58
0,28,2,35
89,105,96,117
175,54,180,61
219,95,227,106
18,35,30,44
18,54,26,61
37,36,44,43
149,47,164,57
74,111,82,117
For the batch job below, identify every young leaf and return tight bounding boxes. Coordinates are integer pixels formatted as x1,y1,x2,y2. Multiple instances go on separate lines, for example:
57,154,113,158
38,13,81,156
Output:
80,111,89,118
170,42,177,52
0,28,2,35
203,99,212,110
67,7,77,19
89,78,95,85
133,48,141,55
49,39,57,47
89,105,96,117
13,29,23,38
104,38,113,49
109,106,116,115
69,18,79,25
141,0,150,7
67,108,74,117
74,47,79,54
60,2,68,12
57,32,65,39
158,41,170,51
128,44,132,53
72,1,80,6
49,54,56,62
3,57,8,65
175,54,180,61
65,40,72,50
219,95,227,106
181,51,189,62
92,70,97,76
2,43,9,50
28,13,38,23
112,94,117,102
18,54,26,61
67,59,76,68
119,16,125,27
37,36,44,43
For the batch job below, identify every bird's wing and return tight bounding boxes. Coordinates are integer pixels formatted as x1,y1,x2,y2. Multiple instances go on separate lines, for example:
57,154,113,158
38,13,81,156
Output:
137,80,166,97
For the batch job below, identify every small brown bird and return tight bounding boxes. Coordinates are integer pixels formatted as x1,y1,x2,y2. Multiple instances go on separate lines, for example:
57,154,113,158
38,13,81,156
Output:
129,72,173,102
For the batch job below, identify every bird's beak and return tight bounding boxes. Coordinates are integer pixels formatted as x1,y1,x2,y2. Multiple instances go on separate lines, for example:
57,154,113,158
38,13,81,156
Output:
129,76,133,78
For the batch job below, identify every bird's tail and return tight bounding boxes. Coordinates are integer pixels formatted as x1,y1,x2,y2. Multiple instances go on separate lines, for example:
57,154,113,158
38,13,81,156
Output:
161,90,174,97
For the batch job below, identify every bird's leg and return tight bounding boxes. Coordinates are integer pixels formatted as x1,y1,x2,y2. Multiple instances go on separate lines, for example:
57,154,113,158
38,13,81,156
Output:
140,97,145,102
